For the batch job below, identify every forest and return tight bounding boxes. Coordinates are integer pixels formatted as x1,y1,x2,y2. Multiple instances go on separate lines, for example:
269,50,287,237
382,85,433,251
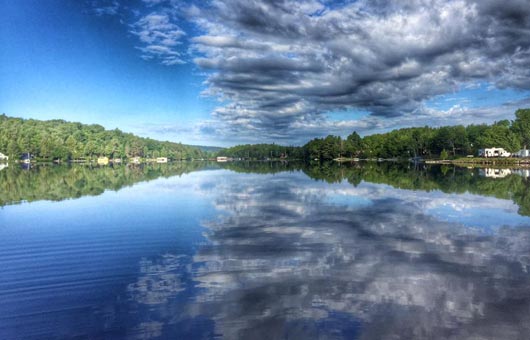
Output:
0,114,210,161
2,109,530,162
219,109,530,161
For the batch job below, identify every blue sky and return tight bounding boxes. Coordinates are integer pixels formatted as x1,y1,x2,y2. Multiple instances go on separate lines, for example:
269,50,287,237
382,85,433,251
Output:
0,0,216,144
1,0,530,146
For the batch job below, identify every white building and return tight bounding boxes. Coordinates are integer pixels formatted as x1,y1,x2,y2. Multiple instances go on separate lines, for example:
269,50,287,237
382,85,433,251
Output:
478,148,511,158
156,157,168,163
0,152,7,161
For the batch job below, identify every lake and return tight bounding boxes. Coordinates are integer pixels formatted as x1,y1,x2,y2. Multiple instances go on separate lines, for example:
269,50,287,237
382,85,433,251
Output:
1,162,530,339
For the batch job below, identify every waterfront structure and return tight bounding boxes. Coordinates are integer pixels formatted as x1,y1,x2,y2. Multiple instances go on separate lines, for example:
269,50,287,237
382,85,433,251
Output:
478,148,511,158
216,157,228,162
156,157,168,163
0,152,8,161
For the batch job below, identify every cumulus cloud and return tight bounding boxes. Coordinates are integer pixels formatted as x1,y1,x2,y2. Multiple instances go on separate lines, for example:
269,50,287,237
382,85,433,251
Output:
184,0,530,140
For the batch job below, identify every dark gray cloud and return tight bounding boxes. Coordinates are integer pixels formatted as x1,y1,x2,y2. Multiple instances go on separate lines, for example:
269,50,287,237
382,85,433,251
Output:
186,0,530,140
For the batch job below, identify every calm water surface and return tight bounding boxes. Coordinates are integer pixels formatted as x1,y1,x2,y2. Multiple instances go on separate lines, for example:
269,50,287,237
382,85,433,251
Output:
1,163,530,339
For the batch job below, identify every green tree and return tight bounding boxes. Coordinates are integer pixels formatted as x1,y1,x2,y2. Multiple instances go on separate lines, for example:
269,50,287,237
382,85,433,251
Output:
65,135,78,160
7,140,20,159
433,126,467,156
476,120,520,152
345,131,362,157
512,109,530,149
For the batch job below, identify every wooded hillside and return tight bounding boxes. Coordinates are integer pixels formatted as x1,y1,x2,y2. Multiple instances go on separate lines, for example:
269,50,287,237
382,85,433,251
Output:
0,114,209,161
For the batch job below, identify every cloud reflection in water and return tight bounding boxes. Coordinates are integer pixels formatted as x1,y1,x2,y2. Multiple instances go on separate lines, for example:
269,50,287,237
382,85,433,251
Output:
130,171,530,339
127,254,187,306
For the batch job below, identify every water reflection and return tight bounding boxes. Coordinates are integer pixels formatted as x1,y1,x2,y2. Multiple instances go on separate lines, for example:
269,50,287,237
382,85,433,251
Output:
127,254,188,306
0,162,215,206
479,167,530,179
222,162,530,217
4,161,530,338
479,168,513,178
126,170,530,339
5,161,530,218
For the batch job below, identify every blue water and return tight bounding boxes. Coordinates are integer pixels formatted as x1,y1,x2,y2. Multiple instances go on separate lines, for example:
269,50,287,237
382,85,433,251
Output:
1,167,530,339
0,171,216,339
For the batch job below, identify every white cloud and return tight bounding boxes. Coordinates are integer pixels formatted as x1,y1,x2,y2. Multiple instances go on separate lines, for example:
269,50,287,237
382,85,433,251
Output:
131,11,186,65
88,0,120,16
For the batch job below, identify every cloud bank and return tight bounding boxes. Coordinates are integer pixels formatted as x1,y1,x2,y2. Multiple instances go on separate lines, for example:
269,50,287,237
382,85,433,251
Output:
90,0,530,144
187,0,530,141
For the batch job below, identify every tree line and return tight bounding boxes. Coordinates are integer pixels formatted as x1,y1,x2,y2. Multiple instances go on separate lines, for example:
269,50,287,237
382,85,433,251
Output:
3,108,529,162
216,143,305,160
0,114,210,161
218,109,530,161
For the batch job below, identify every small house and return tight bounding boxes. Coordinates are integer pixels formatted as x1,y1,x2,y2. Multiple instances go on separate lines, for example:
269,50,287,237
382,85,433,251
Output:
97,157,109,165
156,157,168,163
216,156,228,162
0,152,8,161
478,147,511,158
